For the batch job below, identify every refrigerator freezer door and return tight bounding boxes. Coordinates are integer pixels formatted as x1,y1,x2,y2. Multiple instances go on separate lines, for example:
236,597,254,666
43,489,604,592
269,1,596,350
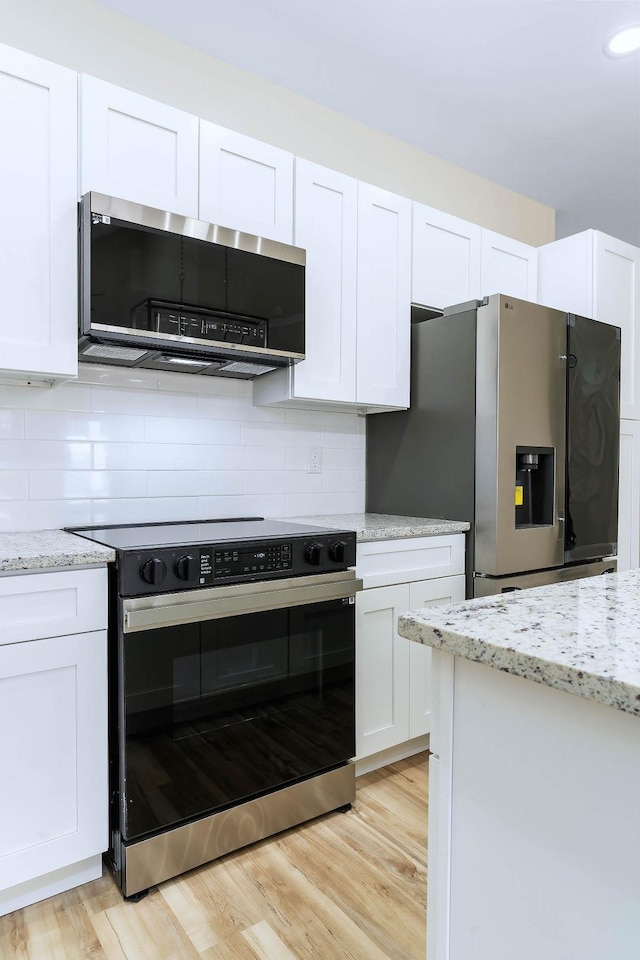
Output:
475,295,567,576
473,559,617,597
565,315,621,564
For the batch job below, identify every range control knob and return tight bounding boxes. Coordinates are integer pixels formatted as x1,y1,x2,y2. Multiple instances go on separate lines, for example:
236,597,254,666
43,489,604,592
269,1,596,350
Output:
329,540,347,563
175,554,198,581
305,542,324,565
140,558,167,585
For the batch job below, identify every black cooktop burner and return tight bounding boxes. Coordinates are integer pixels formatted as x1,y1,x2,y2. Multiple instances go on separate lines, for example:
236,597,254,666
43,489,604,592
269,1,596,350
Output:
68,517,345,550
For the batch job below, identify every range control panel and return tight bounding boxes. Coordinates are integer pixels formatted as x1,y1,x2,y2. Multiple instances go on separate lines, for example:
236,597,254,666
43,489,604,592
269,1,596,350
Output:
119,532,356,597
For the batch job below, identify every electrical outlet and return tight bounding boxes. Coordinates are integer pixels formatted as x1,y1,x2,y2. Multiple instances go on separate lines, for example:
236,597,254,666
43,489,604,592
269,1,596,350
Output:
307,445,322,474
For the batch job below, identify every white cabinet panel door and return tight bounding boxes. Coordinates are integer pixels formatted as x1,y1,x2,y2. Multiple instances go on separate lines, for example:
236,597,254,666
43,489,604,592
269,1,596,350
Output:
408,576,465,738
356,584,410,758
618,420,640,572
0,43,77,380
481,229,538,301
80,75,198,216
356,183,411,408
537,232,593,315
0,630,107,892
412,204,482,310
593,233,640,420
199,122,293,242
292,160,358,402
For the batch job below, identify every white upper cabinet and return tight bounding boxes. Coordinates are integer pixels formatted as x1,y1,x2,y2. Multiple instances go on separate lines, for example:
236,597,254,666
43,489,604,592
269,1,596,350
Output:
412,204,482,310
293,160,358,402
254,163,411,411
0,43,78,381
538,230,640,419
199,122,293,242
256,159,358,404
480,228,538,301
80,75,199,216
356,184,411,408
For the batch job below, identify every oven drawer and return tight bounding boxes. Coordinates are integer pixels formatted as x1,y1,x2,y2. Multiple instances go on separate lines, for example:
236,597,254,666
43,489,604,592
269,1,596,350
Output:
0,568,108,646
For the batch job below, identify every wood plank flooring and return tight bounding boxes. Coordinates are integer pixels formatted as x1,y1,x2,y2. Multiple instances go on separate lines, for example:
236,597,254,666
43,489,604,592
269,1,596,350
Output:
0,754,427,960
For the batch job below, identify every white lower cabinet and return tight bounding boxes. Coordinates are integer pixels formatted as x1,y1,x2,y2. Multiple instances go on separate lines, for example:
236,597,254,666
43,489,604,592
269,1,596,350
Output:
0,568,108,917
355,535,465,771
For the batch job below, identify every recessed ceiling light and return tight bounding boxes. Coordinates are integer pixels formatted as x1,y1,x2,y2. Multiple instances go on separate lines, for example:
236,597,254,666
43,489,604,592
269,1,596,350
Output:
604,25,640,57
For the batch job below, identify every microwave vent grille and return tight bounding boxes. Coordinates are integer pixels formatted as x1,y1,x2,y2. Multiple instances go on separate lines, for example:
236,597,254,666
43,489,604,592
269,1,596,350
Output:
83,344,149,361
218,361,278,376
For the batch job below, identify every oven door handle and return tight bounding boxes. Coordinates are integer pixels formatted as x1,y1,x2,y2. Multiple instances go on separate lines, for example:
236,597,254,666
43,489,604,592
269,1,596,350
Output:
122,572,363,633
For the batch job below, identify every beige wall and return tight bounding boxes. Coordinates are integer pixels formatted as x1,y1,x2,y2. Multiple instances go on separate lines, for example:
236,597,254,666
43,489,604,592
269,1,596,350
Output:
1,0,555,244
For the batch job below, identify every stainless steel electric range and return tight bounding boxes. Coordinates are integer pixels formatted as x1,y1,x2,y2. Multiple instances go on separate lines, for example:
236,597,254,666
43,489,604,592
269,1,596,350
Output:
69,517,361,899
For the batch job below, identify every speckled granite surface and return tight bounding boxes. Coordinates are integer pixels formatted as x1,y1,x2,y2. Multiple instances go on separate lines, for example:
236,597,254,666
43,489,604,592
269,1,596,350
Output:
0,530,115,573
398,570,640,717
288,513,470,542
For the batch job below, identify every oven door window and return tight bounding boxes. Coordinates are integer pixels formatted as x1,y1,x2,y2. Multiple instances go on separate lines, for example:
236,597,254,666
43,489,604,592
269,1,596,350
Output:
122,598,355,841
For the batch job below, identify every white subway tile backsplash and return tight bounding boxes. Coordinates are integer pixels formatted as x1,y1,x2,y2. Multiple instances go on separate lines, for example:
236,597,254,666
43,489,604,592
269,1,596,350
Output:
322,470,359,493
0,364,364,532
147,471,244,498
198,494,286,519
144,417,241,445
0,382,91,412
92,386,198,419
243,471,323,496
198,395,285,422
25,411,145,442
0,410,24,439
91,497,203,526
0,440,92,471
0,472,28,500
0,499,93,532
242,421,321,447
93,442,199,471
199,446,246,471
29,471,148,501
322,447,360,471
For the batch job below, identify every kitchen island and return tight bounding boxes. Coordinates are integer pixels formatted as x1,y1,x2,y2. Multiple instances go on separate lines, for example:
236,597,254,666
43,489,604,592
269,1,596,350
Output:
398,571,640,960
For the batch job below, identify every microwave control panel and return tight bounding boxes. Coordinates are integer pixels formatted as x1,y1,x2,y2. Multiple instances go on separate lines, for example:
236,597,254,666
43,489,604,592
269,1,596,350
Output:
133,299,267,347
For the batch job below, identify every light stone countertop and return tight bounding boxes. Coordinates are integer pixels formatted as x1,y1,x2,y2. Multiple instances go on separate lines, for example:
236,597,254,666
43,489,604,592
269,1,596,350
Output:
398,569,640,717
287,513,470,541
0,530,115,573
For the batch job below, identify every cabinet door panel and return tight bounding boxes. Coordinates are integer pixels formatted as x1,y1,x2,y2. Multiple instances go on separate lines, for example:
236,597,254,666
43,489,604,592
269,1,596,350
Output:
481,229,538,301
0,631,107,891
618,420,640,572
412,204,482,310
80,75,198,216
357,184,411,408
0,43,77,379
593,233,640,420
356,584,410,758
408,576,465,738
199,122,293,242
293,160,358,402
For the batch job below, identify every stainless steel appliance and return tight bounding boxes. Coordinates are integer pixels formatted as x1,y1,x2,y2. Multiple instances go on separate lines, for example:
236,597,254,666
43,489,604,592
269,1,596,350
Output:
79,193,306,378
69,517,360,899
367,294,621,596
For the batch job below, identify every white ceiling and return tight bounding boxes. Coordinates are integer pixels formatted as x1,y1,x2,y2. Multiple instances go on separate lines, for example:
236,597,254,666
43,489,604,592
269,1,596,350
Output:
97,0,640,245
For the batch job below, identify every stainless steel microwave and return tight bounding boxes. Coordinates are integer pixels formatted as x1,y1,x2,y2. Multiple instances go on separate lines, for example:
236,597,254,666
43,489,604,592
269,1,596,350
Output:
79,193,305,379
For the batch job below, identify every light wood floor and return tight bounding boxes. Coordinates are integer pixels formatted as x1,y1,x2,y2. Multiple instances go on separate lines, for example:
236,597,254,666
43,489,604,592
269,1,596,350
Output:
0,754,427,960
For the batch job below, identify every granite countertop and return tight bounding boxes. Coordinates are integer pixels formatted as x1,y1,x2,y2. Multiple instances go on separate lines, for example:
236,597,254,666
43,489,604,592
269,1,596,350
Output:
289,513,470,542
398,570,640,717
0,530,115,573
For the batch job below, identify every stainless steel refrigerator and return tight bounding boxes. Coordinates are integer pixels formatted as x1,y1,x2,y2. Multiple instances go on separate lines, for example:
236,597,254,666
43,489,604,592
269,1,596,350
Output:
366,294,621,597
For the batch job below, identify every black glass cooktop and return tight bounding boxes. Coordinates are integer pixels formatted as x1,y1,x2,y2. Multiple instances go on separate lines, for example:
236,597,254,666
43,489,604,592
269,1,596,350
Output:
68,517,346,551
